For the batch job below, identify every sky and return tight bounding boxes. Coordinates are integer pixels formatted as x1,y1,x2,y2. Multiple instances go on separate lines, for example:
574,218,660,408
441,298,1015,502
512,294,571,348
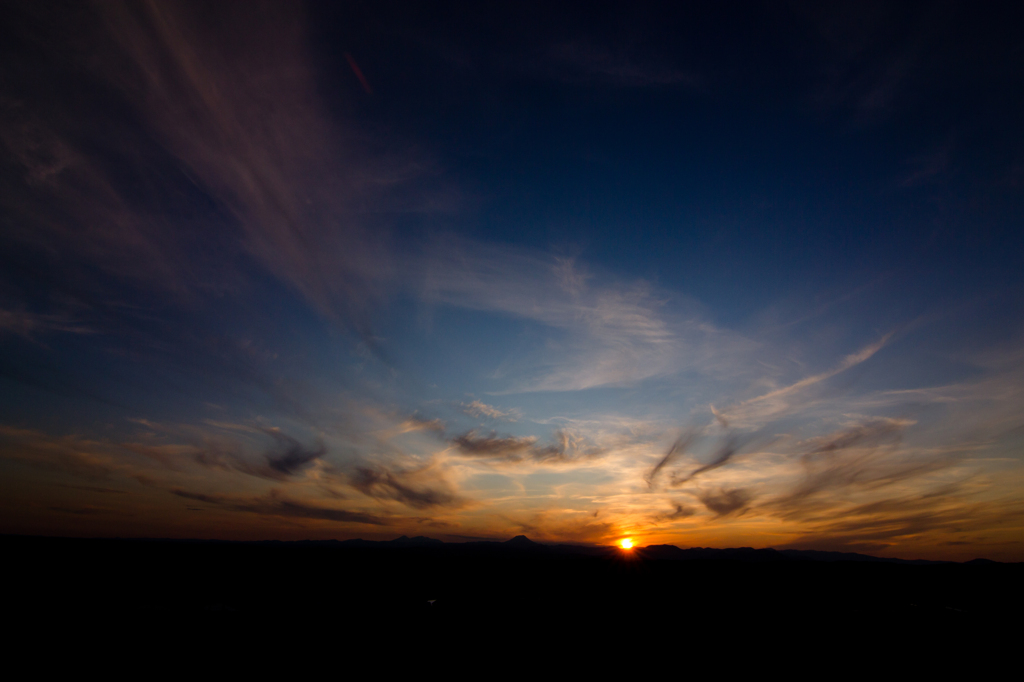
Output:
1,0,1022,560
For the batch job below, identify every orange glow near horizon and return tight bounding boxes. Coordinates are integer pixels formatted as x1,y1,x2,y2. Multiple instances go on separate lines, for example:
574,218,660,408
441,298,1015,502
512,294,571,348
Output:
620,538,634,549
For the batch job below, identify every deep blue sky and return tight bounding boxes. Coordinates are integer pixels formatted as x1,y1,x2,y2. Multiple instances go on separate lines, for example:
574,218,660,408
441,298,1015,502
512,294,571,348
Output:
310,0,1023,296
0,1,1022,557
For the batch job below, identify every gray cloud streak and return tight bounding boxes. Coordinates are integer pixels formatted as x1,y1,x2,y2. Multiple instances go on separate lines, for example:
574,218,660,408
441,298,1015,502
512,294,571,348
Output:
350,465,465,510
451,429,605,464
698,488,753,518
670,437,741,487
764,418,954,520
645,432,695,489
193,428,326,481
172,488,389,526
260,427,326,476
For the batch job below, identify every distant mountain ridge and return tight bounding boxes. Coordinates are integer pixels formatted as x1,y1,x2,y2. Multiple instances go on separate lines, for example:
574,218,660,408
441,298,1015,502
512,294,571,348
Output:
18,533,998,563
640,544,950,565
278,535,994,564
329,535,443,547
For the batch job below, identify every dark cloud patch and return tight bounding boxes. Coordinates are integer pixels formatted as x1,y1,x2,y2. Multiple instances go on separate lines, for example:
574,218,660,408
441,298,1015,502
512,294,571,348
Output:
646,432,695,488
170,488,388,526
699,488,753,518
242,497,388,526
670,436,740,486
416,517,457,529
452,431,534,459
351,466,464,510
656,503,696,521
451,429,604,464
194,446,285,481
260,427,326,476
193,428,325,481
171,489,231,505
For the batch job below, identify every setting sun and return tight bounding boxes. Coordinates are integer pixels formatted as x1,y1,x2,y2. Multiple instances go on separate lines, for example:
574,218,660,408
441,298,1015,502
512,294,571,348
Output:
620,538,634,550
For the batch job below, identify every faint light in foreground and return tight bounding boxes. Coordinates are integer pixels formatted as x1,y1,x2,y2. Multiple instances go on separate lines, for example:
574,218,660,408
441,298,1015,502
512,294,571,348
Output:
620,538,634,550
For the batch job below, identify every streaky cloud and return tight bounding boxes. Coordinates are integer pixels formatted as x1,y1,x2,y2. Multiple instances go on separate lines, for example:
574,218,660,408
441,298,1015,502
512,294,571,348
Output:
451,429,605,464
192,427,326,481
698,488,753,518
719,332,894,426
765,418,960,521
461,400,520,422
260,427,326,476
350,465,465,510
171,488,390,526
645,431,695,489
670,436,741,487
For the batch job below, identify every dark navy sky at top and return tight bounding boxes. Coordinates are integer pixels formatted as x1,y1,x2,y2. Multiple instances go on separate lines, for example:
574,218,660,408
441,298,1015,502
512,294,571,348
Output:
310,0,1023,325
0,0,1021,436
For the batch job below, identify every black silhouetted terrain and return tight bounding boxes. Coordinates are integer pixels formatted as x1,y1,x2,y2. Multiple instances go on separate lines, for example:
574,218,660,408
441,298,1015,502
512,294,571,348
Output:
6,534,1018,659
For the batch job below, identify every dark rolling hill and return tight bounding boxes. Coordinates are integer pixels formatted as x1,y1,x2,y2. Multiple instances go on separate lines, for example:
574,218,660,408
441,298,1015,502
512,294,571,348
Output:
5,534,1018,658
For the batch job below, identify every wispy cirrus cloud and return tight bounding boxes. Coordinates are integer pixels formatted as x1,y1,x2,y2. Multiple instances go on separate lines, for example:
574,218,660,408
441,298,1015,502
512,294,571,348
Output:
422,240,754,392
1,2,1021,558
192,433,324,482
172,488,389,525
760,418,960,521
93,1,396,337
713,332,893,428
0,417,445,532
0,421,324,486
350,462,466,510
1,1,445,349
461,400,521,422
451,428,606,465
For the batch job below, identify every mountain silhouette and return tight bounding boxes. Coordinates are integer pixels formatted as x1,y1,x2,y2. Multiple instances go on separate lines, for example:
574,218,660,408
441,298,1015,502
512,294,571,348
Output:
504,535,538,546
389,535,444,546
4,532,1018,656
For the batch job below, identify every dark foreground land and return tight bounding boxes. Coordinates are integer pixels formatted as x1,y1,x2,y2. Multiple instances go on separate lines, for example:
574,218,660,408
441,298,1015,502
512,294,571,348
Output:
6,534,1020,660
